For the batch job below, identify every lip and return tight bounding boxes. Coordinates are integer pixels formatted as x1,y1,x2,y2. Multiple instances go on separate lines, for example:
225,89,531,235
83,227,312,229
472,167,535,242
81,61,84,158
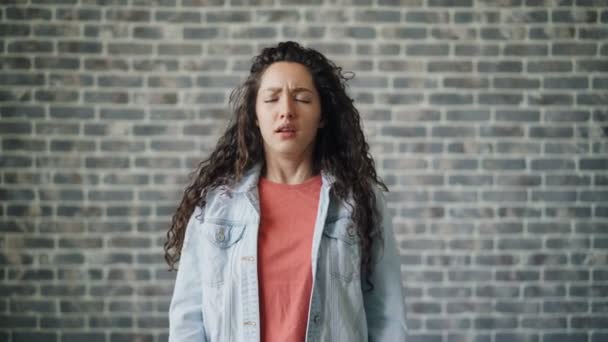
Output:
274,123,296,133
277,131,296,139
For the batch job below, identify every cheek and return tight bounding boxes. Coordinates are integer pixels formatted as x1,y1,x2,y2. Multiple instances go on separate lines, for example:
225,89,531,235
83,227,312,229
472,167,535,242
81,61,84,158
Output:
257,116,274,135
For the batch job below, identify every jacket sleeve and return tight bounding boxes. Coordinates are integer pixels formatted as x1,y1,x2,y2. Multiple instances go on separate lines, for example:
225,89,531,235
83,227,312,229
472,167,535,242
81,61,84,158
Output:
363,187,408,341
168,205,207,342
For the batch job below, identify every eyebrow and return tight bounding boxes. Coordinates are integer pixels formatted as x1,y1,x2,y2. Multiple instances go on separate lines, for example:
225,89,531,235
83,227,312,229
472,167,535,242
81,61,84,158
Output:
263,87,313,94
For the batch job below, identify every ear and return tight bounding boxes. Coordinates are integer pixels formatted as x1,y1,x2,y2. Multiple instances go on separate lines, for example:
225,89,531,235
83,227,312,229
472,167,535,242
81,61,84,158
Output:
319,117,325,128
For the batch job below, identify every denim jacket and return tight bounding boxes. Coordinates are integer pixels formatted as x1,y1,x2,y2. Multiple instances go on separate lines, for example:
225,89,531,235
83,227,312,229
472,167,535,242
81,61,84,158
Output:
169,162,407,341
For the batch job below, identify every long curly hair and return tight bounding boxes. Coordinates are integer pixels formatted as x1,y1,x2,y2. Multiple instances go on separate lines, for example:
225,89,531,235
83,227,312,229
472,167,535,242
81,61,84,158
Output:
164,41,388,292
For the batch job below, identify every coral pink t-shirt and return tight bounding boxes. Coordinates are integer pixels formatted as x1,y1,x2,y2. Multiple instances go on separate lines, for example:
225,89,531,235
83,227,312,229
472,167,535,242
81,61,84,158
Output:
257,174,322,342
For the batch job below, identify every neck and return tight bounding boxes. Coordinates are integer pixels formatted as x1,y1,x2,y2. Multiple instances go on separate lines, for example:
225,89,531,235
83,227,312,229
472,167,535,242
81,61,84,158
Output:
262,155,317,185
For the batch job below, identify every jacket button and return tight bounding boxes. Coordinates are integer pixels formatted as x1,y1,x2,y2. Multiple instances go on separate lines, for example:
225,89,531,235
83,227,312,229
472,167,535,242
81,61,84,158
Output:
215,229,226,242
313,313,321,325
347,226,356,237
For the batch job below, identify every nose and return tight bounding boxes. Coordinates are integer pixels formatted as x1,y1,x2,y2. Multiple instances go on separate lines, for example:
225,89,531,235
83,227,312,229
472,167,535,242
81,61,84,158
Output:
279,96,295,119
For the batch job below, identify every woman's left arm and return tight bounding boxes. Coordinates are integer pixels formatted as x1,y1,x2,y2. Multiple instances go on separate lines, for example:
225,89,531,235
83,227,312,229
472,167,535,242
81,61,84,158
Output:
362,187,408,341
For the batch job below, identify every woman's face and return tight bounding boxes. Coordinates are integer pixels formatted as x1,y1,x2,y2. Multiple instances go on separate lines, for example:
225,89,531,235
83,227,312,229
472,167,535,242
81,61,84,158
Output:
255,62,324,161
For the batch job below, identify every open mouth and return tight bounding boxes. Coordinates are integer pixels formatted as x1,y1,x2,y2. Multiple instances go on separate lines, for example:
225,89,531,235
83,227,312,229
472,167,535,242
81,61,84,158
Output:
275,124,296,134
275,125,296,133
275,125,296,139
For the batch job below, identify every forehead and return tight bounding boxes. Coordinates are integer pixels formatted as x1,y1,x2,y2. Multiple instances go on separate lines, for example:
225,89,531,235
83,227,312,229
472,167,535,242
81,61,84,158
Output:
259,62,315,91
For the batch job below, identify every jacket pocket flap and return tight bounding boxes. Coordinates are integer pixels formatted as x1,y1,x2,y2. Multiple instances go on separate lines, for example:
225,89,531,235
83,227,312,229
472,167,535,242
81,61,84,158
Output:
323,217,359,245
202,221,246,249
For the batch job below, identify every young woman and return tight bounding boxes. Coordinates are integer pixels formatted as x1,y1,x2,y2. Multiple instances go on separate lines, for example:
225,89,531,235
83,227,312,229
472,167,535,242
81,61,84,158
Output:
165,41,407,342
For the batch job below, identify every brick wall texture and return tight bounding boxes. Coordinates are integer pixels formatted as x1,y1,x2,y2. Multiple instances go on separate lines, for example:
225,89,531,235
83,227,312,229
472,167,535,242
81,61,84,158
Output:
1,1,607,341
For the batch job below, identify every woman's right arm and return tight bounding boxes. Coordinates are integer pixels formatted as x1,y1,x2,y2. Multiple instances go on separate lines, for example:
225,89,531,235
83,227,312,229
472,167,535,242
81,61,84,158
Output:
169,206,207,342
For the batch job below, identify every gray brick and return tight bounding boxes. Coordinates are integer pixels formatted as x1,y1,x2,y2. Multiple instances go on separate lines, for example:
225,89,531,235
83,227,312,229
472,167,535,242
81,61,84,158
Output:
105,8,150,22
580,158,608,170
56,8,101,21
404,11,447,23
62,333,106,342
355,10,400,22
13,333,57,342
430,93,473,105
158,43,202,55
206,10,250,22
6,7,52,20
431,61,474,73
40,316,85,329
10,299,56,313
108,43,153,55
58,41,102,54
443,77,490,89
8,40,53,53
90,316,133,329
481,27,526,40
377,93,424,104
572,317,608,329
84,58,129,71
0,56,31,69
542,333,587,342
545,109,590,121
578,94,608,105
156,11,200,23
504,43,548,56
475,285,519,298
406,44,449,56
478,61,522,73
593,77,608,89
85,157,130,169
282,26,326,39
592,333,608,342
482,158,526,170
577,59,608,72
552,42,597,55
552,9,597,22
528,61,572,73
529,126,573,138
33,23,80,37
529,26,575,40
449,270,492,282
455,44,499,56
35,57,79,69
479,93,523,105
84,91,128,104
494,77,540,89
183,27,219,40
0,24,30,36
531,158,576,170
429,0,472,6
446,110,490,121
2,138,47,151
182,0,224,4
382,27,426,39
480,125,524,137
110,333,154,342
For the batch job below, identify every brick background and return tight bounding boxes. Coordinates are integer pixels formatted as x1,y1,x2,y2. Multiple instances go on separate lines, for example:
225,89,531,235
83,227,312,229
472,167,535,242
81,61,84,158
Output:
1,1,607,341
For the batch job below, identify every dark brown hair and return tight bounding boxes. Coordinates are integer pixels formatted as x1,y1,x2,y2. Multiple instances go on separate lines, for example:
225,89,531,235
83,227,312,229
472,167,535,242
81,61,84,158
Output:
164,41,388,291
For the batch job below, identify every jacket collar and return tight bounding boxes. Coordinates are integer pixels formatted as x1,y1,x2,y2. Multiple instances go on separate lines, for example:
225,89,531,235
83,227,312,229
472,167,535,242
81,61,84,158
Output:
232,161,336,193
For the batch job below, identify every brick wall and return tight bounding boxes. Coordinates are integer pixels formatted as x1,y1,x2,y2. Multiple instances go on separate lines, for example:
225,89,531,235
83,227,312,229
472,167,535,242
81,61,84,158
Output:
1,1,607,341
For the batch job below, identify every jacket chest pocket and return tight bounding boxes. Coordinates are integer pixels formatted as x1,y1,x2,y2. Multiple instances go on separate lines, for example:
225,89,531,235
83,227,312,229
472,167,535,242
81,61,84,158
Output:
319,217,361,283
200,220,246,287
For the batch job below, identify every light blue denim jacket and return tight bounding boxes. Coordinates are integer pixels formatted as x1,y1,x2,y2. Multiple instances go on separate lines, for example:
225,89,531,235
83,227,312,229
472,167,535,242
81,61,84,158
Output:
169,162,407,341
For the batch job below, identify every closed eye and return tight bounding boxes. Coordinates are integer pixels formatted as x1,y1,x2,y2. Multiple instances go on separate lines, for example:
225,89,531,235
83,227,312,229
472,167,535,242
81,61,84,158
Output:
264,99,311,103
